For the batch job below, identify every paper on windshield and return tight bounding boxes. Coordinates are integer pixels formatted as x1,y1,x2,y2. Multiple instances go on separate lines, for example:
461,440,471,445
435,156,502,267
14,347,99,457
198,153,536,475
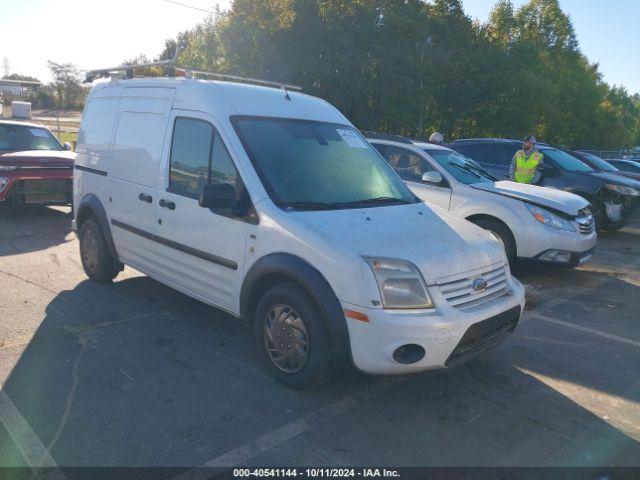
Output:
336,129,367,148
30,129,49,137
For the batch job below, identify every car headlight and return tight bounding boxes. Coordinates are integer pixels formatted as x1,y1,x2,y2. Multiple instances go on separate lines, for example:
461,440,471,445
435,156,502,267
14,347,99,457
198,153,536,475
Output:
0,166,18,172
363,257,434,309
525,204,575,232
0,177,8,192
605,184,640,196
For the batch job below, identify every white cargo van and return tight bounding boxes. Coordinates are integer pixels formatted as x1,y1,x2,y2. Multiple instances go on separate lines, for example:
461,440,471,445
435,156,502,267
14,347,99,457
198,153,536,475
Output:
74,73,525,389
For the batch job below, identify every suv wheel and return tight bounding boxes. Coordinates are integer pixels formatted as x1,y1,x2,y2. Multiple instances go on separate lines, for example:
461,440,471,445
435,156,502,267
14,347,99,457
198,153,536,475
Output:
254,282,332,389
79,218,119,282
471,218,517,265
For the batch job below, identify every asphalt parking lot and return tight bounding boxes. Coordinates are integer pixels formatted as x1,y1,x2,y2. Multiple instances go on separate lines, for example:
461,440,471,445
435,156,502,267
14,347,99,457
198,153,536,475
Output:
1,206,639,474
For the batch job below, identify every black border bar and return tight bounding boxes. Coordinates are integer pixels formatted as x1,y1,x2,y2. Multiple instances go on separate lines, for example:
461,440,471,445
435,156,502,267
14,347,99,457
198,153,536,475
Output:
111,219,238,270
75,165,108,176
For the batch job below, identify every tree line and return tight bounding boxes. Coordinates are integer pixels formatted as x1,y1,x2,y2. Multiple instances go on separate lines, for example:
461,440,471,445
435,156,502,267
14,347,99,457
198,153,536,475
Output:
5,0,637,150
2,62,86,110
152,0,638,150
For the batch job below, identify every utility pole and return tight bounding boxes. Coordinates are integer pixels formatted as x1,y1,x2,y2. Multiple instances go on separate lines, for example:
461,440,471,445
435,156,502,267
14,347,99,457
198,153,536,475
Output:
1,57,9,77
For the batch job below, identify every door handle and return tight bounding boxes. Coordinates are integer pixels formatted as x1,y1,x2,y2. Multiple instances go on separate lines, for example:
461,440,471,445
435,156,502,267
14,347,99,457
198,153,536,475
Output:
159,199,176,210
138,193,152,203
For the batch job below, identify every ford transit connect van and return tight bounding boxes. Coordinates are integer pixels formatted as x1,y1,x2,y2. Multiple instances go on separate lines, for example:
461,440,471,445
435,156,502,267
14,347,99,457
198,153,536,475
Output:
74,76,525,389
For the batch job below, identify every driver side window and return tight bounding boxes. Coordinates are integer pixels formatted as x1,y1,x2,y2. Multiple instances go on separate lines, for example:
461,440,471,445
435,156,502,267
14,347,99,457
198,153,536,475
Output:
383,146,433,183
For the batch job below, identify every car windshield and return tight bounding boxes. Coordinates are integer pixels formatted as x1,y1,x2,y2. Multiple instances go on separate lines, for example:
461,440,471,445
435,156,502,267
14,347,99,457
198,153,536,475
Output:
614,160,640,173
424,149,495,184
541,148,594,172
233,116,417,210
576,151,618,172
0,124,63,151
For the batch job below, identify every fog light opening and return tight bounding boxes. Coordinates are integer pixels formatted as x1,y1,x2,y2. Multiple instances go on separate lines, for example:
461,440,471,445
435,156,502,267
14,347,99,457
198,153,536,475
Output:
392,344,425,365
539,250,571,263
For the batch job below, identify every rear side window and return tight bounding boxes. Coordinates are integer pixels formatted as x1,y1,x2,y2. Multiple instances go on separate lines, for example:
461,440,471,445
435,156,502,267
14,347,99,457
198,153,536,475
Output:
382,145,434,182
169,117,239,199
471,144,513,166
450,144,475,158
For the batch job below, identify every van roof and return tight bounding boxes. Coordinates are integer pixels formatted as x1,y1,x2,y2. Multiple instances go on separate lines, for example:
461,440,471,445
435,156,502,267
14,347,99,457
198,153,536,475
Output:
89,77,349,125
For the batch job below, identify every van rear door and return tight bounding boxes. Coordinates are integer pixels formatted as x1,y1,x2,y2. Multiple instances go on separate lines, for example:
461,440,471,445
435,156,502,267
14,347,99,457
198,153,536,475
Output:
108,87,175,271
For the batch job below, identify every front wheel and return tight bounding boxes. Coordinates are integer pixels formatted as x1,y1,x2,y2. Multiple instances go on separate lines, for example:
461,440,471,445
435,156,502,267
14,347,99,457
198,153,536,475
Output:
254,282,333,390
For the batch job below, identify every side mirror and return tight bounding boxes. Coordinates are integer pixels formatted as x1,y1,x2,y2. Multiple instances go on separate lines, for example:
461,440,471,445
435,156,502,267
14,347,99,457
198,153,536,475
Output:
421,171,444,184
538,164,556,176
63,142,72,151
199,183,236,209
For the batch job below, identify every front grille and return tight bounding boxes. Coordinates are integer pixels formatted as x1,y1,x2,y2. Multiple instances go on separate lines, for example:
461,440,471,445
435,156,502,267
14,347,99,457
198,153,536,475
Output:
576,208,595,235
437,264,510,311
445,305,521,367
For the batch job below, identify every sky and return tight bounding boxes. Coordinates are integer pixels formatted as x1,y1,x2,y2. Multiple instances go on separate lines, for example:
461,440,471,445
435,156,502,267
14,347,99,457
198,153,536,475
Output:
0,0,638,95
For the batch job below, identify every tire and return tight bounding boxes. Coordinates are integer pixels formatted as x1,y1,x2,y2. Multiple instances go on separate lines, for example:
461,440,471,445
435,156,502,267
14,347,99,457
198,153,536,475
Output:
254,282,333,390
79,218,119,282
471,218,517,265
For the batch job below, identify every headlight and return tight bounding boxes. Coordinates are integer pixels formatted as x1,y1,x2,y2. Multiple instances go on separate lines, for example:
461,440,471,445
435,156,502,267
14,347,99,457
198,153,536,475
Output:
525,204,575,232
605,184,640,196
0,177,8,192
363,257,434,309
0,166,18,172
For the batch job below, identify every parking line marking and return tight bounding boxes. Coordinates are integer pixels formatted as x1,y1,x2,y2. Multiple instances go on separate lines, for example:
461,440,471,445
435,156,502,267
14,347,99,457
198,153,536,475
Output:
171,378,402,480
0,388,67,480
531,313,640,349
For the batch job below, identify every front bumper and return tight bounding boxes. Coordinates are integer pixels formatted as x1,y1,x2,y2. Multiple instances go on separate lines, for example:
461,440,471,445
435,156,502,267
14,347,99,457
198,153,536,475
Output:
0,170,72,205
533,247,595,267
516,219,597,265
342,278,525,375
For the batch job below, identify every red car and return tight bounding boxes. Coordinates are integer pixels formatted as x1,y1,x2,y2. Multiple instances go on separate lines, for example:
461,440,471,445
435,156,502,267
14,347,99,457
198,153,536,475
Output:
0,120,74,206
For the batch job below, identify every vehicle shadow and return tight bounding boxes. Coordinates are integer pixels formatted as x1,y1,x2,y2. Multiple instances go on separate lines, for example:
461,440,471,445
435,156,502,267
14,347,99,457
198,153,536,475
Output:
1,274,638,469
0,207,72,257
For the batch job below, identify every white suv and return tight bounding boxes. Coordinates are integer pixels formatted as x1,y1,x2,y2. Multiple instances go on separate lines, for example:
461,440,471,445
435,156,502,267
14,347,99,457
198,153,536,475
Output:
368,136,598,266
73,77,525,389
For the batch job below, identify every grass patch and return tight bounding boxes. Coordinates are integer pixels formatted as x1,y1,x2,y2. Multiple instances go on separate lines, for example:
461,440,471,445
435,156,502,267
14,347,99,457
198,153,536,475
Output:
55,131,78,147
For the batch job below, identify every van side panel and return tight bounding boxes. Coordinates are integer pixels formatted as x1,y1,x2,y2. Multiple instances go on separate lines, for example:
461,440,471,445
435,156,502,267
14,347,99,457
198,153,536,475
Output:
111,111,168,186
108,87,175,270
74,87,121,228
76,96,119,171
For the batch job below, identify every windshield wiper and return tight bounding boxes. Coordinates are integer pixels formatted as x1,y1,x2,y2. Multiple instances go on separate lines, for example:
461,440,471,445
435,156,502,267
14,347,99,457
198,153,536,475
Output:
335,196,414,207
448,162,481,178
281,200,339,211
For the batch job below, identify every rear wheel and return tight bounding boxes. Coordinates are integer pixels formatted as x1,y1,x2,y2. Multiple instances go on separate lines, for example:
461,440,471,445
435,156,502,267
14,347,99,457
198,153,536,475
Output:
79,218,119,282
254,282,333,390
471,218,517,265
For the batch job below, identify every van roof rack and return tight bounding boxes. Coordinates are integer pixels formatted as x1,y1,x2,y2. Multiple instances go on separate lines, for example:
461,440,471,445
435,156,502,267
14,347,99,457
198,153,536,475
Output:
84,46,302,92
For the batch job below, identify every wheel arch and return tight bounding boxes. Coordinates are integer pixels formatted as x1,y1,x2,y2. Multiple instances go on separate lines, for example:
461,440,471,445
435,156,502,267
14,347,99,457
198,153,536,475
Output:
76,193,119,262
466,214,517,256
240,253,351,367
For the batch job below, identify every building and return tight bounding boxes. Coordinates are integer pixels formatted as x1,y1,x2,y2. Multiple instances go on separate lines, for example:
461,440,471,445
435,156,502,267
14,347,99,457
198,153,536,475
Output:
0,79,42,96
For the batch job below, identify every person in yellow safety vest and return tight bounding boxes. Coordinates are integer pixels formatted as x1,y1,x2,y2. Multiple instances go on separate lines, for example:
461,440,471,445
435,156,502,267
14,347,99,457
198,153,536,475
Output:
509,135,545,184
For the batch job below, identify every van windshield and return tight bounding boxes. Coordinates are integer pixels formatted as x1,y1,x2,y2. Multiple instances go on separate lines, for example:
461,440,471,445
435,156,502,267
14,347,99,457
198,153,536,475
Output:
0,124,64,151
233,116,417,210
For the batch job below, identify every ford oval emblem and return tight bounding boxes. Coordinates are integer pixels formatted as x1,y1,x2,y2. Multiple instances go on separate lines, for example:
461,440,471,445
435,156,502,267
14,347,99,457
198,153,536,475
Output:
472,278,488,292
